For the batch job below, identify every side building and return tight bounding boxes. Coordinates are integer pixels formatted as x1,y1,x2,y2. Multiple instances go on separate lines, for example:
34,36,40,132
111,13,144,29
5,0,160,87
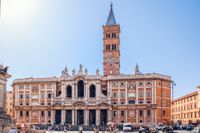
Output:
172,86,200,125
7,91,13,117
0,65,11,126
12,5,172,127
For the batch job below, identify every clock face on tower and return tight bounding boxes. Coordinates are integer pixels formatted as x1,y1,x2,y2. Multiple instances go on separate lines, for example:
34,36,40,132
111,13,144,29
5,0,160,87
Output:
106,54,118,64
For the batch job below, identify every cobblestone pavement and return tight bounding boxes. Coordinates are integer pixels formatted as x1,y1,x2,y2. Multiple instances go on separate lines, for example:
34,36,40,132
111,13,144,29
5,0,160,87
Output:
45,130,191,133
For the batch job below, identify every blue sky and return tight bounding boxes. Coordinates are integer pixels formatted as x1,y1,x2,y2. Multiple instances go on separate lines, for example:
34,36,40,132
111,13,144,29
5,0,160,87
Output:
0,0,200,98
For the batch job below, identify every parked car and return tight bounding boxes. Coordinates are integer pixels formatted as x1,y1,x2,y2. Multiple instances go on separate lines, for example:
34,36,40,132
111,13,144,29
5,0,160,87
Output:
162,126,173,133
186,124,194,131
181,124,187,130
142,126,150,133
156,124,166,131
190,126,200,133
123,123,132,132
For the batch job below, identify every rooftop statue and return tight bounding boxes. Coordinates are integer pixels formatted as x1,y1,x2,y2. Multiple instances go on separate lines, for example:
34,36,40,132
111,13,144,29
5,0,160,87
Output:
61,66,69,77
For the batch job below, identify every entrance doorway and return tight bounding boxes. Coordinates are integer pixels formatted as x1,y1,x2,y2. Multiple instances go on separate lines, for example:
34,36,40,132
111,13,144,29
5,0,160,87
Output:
89,110,96,125
66,110,72,124
55,110,61,124
77,110,84,125
100,110,107,125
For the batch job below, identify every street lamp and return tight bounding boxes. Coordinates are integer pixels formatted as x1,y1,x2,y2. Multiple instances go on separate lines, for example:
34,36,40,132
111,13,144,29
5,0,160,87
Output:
171,81,176,123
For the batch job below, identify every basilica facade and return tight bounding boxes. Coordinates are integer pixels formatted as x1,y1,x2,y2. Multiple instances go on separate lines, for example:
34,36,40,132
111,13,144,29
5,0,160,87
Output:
12,5,172,127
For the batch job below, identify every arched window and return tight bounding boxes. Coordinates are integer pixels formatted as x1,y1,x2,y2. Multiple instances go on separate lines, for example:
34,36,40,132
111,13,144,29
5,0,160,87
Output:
77,80,84,97
89,85,96,97
128,100,135,104
66,85,72,98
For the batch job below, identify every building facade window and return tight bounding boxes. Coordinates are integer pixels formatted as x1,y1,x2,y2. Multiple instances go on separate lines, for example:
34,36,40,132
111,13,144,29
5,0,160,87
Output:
147,110,151,116
106,33,110,38
20,111,23,116
112,44,117,50
120,92,125,98
66,85,72,98
19,94,23,99
41,94,45,99
112,33,117,38
139,110,143,116
162,110,166,116
113,92,117,98
77,80,84,97
106,45,110,50
139,91,143,97
47,94,51,99
147,90,151,97
128,100,135,104
48,111,51,117
89,85,96,97
113,111,117,117
41,111,45,117
26,111,29,117
121,111,124,116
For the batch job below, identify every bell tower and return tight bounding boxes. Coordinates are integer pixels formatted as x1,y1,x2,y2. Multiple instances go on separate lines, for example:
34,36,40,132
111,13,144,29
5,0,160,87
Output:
103,4,120,76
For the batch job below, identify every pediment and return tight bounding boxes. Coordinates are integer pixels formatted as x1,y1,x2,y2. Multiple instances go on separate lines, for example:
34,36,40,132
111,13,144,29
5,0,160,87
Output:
98,102,109,106
73,101,86,106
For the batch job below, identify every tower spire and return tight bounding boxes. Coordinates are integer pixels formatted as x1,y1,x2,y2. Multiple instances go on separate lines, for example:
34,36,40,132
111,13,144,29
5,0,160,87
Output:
106,3,116,25
134,63,142,75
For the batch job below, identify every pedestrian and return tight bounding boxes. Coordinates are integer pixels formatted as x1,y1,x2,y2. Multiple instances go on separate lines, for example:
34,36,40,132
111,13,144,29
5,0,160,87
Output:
8,127,18,133
139,126,143,133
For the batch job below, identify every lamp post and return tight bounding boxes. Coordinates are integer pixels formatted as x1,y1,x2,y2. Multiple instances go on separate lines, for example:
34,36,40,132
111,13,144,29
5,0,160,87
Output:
171,81,176,123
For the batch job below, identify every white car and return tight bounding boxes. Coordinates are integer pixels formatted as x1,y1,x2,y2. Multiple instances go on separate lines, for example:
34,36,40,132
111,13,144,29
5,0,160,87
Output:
190,126,200,133
123,123,132,132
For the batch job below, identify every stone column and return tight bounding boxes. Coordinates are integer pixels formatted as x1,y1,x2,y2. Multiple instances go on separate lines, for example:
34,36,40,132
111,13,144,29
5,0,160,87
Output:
45,111,47,124
136,110,139,124
61,110,65,124
29,111,32,126
84,109,89,125
84,82,87,100
38,111,41,123
118,88,120,104
144,87,146,104
51,110,55,125
72,109,75,125
96,109,100,126
151,109,154,124
108,109,112,123
125,110,128,123
73,83,76,99
136,83,139,104
144,110,147,125
74,110,77,125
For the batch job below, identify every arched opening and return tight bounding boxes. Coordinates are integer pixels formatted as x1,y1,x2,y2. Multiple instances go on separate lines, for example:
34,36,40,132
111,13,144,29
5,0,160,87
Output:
66,85,72,98
89,85,96,97
77,80,84,97
128,100,135,104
